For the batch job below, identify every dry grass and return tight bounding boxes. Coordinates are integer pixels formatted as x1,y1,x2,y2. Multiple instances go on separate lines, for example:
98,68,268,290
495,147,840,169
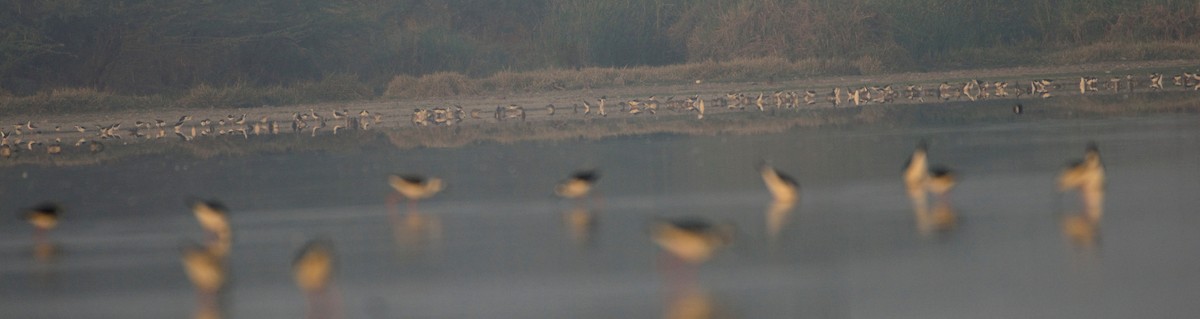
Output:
386,56,858,98
0,87,167,115
177,74,372,108
1045,41,1200,65
384,72,479,98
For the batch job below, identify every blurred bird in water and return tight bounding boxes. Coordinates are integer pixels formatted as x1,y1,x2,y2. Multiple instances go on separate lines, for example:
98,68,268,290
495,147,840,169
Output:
388,174,444,210
1058,142,1105,193
189,198,232,244
293,238,342,319
555,170,600,200
926,165,957,197
24,202,61,239
651,217,734,265
1059,142,1106,222
293,239,335,294
180,241,226,295
902,140,929,191
757,162,799,204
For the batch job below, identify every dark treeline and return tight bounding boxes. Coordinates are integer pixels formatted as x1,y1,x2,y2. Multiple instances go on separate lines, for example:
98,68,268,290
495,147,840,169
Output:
3,0,1200,96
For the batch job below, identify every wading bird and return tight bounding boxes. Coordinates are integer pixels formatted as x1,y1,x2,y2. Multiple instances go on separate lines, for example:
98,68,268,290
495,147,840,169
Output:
757,162,799,204
388,174,444,210
651,217,734,264
555,170,600,200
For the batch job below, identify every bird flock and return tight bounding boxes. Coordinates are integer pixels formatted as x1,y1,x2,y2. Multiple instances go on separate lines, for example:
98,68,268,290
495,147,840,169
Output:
12,140,1107,316
2,69,1196,160
405,69,1200,126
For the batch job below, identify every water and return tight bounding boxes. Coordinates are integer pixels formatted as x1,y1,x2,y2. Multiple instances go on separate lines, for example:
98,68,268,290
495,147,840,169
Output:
1,114,1198,318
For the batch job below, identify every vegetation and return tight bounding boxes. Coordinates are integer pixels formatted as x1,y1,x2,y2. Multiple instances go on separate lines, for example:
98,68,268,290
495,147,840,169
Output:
3,0,1200,109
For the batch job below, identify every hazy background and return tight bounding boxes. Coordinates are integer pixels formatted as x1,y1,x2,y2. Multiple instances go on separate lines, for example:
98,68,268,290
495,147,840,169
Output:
4,0,1200,97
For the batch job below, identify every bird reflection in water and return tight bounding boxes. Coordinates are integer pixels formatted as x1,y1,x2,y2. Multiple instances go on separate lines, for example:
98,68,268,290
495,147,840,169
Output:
1058,143,1106,250
557,170,602,248
180,241,227,319
385,193,443,256
902,141,958,235
293,238,343,319
664,282,720,319
562,206,596,247
651,217,733,319
758,162,799,243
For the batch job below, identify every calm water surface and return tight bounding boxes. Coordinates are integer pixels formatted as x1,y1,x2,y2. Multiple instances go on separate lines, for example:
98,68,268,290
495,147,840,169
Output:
1,114,1198,318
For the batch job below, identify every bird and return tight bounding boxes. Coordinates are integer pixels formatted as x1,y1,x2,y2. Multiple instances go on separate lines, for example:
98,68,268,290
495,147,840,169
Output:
757,162,799,203
1013,103,1023,114
903,140,929,191
926,165,957,196
293,239,335,294
1058,143,1106,221
189,199,231,241
555,170,600,199
24,202,61,240
180,241,227,294
545,104,556,116
24,202,60,231
651,217,734,264
1058,142,1105,192
46,138,62,155
388,174,444,209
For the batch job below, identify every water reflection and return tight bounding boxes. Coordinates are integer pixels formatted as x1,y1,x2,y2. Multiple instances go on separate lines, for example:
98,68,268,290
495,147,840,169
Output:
293,239,343,319
386,199,443,256
562,206,597,247
664,283,721,319
180,241,228,319
764,200,795,243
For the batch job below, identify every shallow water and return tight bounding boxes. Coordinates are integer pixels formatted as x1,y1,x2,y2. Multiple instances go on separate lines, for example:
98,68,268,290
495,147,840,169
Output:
1,114,1199,318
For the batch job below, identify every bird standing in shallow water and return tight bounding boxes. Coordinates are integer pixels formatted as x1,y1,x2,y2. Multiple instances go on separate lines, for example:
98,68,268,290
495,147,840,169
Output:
1059,142,1105,222
180,241,226,295
902,141,929,191
757,162,799,204
24,202,61,239
389,174,444,210
926,165,957,197
651,217,734,265
555,170,600,200
189,199,232,243
293,238,342,319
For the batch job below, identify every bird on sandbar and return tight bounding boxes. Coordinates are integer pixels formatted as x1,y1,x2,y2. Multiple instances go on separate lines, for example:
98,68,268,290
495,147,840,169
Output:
189,198,231,241
555,170,600,200
1058,142,1105,193
293,239,336,294
757,162,799,204
651,217,734,264
389,174,444,209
